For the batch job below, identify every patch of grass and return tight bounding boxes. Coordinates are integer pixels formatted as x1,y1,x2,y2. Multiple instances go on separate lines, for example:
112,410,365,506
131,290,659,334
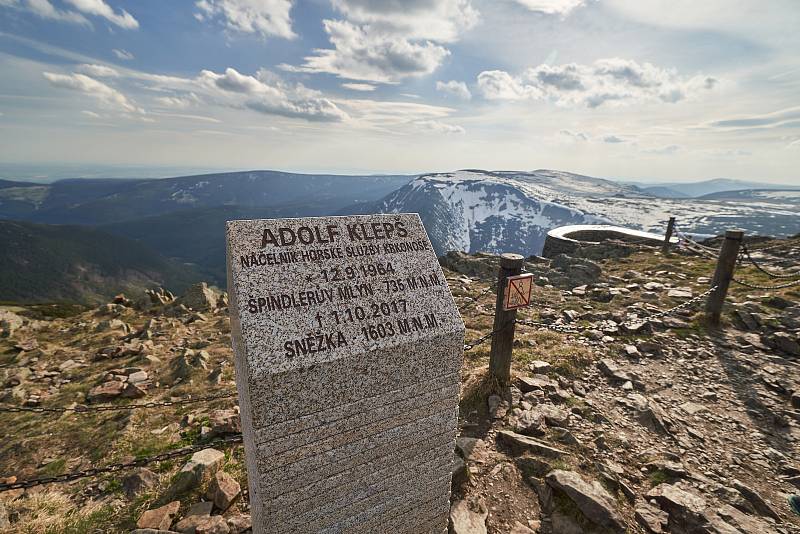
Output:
648,469,671,487
39,458,67,476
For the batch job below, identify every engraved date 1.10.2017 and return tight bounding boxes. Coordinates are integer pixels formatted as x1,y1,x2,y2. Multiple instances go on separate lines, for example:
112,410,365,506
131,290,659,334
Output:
320,299,408,327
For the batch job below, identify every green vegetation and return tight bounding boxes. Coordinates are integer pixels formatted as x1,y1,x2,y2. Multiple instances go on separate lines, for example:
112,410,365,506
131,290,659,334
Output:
0,220,204,304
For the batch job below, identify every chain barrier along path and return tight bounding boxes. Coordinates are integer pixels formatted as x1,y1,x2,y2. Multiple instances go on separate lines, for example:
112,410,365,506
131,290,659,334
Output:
740,245,800,279
0,390,238,415
732,277,800,291
0,434,244,492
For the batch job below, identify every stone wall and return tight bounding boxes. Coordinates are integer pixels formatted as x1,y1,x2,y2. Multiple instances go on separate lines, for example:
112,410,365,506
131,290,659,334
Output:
542,226,670,258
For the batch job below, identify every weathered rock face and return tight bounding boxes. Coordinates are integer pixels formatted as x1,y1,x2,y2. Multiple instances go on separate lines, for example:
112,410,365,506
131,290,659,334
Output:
545,470,626,533
207,471,241,511
137,501,180,531
550,254,602,286
449,498,488,534
0,310,24,338
179,283,221,312
122,468,158,498
166,448,225,498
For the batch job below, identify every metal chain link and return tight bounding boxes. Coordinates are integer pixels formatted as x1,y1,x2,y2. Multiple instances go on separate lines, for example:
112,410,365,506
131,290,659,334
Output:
0,390,238,415
463,320,515,351
740,245,800,279
0,434,243,492
515,286,718,334
675,228,719,259
747,240,794,253
732,277,800,290
632,285,718,322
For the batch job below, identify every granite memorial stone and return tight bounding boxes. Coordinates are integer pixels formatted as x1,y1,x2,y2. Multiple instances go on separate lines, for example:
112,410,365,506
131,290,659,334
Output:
226,214,465,533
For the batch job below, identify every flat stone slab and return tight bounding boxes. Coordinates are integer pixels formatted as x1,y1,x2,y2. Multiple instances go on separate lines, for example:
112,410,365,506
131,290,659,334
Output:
227,214,465,533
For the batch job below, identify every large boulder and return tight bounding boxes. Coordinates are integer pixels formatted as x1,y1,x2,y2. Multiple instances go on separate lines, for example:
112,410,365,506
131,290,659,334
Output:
0,310,24,338
166,448,225,498
545,470,626,533
137,501,180,531
179,283,220,312
449,498,488,534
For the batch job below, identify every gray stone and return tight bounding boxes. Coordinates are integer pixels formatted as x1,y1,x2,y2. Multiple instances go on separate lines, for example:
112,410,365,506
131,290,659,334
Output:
545,470,625,533
497,430,568,458
137,501,180,531
226,215,463,534
455,437,479,460
207,471,241,511
732,480,781,521
87,380,125,402
180,282,219,312
646,484,709,531
122,468,158,498
635,502,669,533
226,514,251,534
167,449,225,497
449,498,487,534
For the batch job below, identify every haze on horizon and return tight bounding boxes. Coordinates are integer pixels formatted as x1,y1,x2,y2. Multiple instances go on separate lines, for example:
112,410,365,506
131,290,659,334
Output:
0,0,798,185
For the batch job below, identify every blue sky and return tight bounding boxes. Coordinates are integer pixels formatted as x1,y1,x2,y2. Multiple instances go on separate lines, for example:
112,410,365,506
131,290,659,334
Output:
0,0,798,183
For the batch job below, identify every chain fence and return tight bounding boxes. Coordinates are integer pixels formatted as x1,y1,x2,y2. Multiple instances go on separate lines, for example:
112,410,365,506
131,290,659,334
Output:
0,390,238,415
0,434,243,493
732,277,800,291
740,245,800,279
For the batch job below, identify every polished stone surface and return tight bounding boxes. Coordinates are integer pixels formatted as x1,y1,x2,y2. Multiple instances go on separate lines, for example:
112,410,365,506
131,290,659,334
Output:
227,214,464,533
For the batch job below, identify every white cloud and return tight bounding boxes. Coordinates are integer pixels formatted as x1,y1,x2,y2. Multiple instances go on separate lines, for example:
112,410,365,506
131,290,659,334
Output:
476,70,542,100
284,0,478,83
286,20,450,83
1,0,89,25
644,144,682,155
478,58,716,108
76,63,119,77
342,82,377,91
43,71,142,113
602,134,626,143
330,0,478,42
197,67,349,122
436,80,471,100
707,107,800,130
510,0,586,15
112,48,134,60
154,94,201,109
63,0,138,29
559,129,590,141
195,0,295,39
413,119,465,134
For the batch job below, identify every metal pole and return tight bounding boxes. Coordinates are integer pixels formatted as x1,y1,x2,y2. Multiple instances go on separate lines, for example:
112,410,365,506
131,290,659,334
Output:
489,253,524,386
662,217,676,253
705,230,744,327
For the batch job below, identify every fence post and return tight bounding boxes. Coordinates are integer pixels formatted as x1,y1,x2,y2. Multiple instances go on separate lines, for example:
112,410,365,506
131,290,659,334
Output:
662,217,676,253
489,253,523,386
705,230,744,326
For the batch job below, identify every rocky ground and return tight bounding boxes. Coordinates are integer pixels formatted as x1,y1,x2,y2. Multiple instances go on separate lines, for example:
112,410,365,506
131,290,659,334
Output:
1,237,799,533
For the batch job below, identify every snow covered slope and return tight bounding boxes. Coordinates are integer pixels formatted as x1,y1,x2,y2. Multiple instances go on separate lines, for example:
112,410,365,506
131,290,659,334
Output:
351,170,799,256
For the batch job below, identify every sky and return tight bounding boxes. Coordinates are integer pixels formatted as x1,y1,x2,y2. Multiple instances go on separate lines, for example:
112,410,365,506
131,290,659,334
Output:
0,0,798,184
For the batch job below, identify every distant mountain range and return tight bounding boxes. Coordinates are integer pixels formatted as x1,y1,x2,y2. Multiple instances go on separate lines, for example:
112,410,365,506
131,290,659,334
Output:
0,168,797,303
628,178,800,198
350,170,800,256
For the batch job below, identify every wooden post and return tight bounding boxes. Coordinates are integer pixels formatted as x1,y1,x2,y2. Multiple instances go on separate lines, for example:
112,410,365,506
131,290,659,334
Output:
489,253,523,386
662,217,676,253
705,230,744,327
